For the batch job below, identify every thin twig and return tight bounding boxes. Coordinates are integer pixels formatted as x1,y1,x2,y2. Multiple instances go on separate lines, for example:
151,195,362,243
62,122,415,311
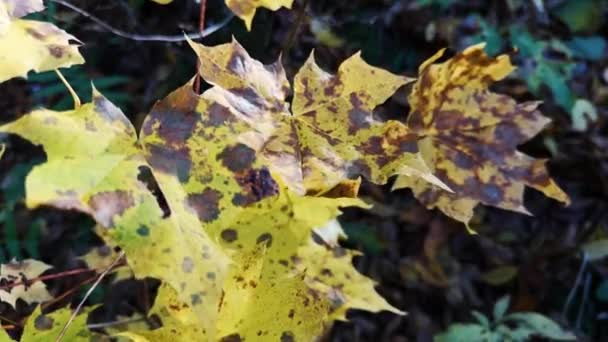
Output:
55,251,125,342
49,0,233,42
0,268,96,291
193,0,208,94
576,272,592,330
562,252,588,319
87,317,146,330
54,69,80,108
281,0,310,55
41,275,99,310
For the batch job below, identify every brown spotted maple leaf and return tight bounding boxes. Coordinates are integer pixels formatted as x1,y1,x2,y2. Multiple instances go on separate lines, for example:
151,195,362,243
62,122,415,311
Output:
393,44,570,224
157,38,444,200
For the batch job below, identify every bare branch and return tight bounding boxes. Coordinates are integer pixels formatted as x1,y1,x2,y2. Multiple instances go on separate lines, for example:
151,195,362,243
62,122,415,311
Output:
50,0,234,42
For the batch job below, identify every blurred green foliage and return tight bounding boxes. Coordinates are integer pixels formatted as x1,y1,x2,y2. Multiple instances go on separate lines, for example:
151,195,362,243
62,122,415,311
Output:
436,296,576,341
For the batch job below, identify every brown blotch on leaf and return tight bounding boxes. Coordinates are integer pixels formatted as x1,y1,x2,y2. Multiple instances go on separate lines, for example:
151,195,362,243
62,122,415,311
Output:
220,333,243,342
232,167,279,206
217,143,256,173
187,188,223,222
182,256,194,273
221,229,238,243
146,144,192,183
346,159,372,179
479,183,504,205
190,293,202,306
323,77,341,97
88,190,134,228
453,150,476,169
47,45,65,58
25,28,45,40
144,85,199,146
280,331,295,342
34,315,54,330
205,103,234,127
407,110,426,132
360,136,384,155
256,233,273,247
227,49,246,73
333,247,347,258
348,109,370,135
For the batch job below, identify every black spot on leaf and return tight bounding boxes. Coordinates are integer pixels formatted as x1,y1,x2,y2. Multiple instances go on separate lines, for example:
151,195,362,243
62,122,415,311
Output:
187,188,223,222
217,143,256,173
221,229,238,242
34,315,54,330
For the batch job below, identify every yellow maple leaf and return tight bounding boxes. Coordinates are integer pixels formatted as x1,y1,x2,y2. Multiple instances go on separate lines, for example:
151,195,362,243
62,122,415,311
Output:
179,38,444,197
0,0,84,82
393,44,570,224
21,306,92,342
0,259,52,308
116,184,373,341
226,0,293,30
0,89,228,337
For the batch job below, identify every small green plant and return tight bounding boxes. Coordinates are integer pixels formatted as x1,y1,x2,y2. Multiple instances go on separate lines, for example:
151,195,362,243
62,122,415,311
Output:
435,296,576,342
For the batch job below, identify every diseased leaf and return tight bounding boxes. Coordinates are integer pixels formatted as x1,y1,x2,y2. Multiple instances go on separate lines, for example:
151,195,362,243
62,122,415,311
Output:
118,185,373,341
21,306,92,342
296,236,403,320
183,38,443,196
211,188,365,340
0,0,84,82
0,90,228,337
78,245,133,281
394,44,569,224
225,0,293,30
0,328,10,342
0,259,52,308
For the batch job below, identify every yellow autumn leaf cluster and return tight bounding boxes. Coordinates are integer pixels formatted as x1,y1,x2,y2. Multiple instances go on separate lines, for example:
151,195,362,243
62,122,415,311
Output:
0,0,84,82
0,16,570,340
0,37,414,340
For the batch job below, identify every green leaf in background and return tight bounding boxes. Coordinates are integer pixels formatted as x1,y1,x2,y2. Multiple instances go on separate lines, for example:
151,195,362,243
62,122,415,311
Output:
435,296,575,341
342,223,384,255
509,25,576,112
473,17,503,56
582,239,608,261
28,67,131,111
566,36,607,61
480,265,518,286
417,0,458,9
505,313,576,340
571,98,598,131
471,311,490,327
434,324,489,342
553,0,604,33
493,296,510,321
596,280,608,302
